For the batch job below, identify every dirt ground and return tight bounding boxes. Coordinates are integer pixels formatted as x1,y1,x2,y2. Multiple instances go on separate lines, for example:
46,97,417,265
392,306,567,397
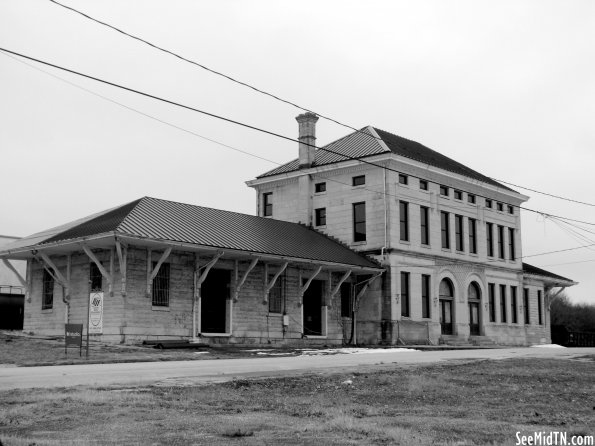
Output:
1,356,594,445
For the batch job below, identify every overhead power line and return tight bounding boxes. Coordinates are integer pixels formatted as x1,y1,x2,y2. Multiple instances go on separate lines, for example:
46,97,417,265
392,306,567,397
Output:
47,0,595,213
2,46,595,229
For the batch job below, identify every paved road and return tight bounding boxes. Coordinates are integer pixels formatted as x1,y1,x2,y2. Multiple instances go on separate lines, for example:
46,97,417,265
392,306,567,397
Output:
1,347,593,390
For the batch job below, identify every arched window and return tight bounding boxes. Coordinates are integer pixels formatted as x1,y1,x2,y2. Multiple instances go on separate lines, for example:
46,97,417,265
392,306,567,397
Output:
468,282,481,301
439,278,454,299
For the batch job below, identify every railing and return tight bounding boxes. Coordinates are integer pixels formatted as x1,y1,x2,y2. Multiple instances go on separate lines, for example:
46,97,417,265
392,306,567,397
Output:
552,326,595,347
0,285,25,295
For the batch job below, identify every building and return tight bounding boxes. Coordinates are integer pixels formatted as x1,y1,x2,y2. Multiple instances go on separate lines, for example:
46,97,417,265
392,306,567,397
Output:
0,235,26,330
0,198,382,344
246,113,576,345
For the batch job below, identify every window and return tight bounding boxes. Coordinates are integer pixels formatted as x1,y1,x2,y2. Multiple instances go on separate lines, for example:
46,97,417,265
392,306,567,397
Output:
500,284,507,323
152,262,170,307
353,202,366,242
340,282,352,318
440,185,449,196
263,192,273,217
90,262,103,291
399,201,409,242
441,211,450,249
315,182,326,193
486,223,494,257
523,288,530,324
454,190,463,200
508,205,514,214
421,275,431,319
420,206,430,245
468,218,477,254
42,269,54,310
455,215,464,252
485,199,493,208
419,179,428,191
268,274,284,313
488,283,496,322
538,290,543,325
497,225,505,259
497,202,504,212
510,286,518,324
508,228,515,260
398,174,408,185
400,272,410,317
352,175,365,186
468,194,476,204
315,208,326,226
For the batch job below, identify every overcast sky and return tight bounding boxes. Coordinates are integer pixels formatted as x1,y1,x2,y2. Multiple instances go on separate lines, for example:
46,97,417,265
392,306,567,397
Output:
1,1,594,303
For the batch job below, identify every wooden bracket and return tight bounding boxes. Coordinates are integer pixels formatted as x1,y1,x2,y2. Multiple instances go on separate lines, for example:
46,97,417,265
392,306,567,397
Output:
1,258,26,288
233,257,259,302
298,265,323,306
81,245,113,296
328,270,352,308
37,251,71,299
115,239,127,297
547,286,567,310
263,261,288,304
354,271,383,305
146,247,173,298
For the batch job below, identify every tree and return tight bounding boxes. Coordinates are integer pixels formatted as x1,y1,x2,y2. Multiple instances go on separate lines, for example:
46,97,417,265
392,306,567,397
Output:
550,292,595,332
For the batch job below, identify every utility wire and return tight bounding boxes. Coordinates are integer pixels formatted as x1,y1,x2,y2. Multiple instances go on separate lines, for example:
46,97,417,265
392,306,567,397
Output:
2,46,595,229
47,0,595,212
522,243,595,259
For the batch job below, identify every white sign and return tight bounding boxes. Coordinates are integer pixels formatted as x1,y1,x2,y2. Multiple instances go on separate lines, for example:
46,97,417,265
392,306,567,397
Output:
89,292,103,334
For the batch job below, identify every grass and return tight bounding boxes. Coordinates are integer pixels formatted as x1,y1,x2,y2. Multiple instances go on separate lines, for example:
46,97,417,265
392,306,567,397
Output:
1,357,594,445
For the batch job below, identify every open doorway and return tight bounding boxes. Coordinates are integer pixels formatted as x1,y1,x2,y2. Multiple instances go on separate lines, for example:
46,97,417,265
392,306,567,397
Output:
303,279,324,336
200,269,231,334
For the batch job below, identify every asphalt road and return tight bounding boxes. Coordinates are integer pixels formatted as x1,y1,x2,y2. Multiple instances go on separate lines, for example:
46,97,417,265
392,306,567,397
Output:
1,347,593,390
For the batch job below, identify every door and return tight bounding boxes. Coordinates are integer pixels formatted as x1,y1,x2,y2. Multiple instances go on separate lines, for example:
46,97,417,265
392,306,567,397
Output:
201,269,230,334
440,299,453,335
469,302,480,335
303,279,323,336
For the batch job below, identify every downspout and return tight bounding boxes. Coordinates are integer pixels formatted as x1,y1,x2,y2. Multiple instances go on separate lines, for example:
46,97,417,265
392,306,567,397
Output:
380,166,389,257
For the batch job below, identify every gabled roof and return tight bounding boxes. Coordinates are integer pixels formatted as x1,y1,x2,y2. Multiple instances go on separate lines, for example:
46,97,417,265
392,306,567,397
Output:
257,126,515,192
0,197,381,270
523,262,576,286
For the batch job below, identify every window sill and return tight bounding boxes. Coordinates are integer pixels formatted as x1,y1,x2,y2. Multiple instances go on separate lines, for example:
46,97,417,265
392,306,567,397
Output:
200,332,232,337
351,241,367,247
152,306,170,312
441,248,452,253
420,243,431,249
303,335,327,339
315,225,327,229
41,308,53,314
399,240,410,245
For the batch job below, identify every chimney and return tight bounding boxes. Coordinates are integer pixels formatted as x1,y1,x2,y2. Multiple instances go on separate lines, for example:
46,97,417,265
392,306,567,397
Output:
296,112,319,168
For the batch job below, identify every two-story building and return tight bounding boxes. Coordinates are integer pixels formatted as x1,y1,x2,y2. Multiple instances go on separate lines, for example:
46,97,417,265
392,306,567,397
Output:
246,113,576,345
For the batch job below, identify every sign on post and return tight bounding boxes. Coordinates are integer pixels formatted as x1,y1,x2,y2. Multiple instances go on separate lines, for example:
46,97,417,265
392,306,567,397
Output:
88,292,103,334
65,323,83,356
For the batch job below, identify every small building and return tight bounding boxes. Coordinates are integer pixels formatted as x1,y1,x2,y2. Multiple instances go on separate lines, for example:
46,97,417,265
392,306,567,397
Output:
0,235,26,330
0,198,383,344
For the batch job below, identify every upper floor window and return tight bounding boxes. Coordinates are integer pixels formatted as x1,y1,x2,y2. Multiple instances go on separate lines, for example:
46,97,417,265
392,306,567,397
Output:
152,262,170,307
353,202,366,242
352,175,365,187
419,179,429,191
454,190,463,200
263,192,273,217
486,222,494,257
508,205,514,214
440,185,449,196
42,269,54,310
398,174,408,185
315,182,326,193
485,199,493,208
441,211,450,249
497,202,504,212
468,218,477,254
399,201,409,242
90,262,103,291
315,208,326,226
420,206,430,245
508,227,516,260
497,225,505,259
468,194,476,204
455,214,464,252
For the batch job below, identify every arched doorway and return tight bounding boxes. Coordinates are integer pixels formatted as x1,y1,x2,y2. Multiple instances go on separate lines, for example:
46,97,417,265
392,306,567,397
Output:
468,282,481,336
439,279,454,335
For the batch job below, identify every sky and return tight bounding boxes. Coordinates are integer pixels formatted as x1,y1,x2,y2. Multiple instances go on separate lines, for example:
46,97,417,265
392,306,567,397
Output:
1,1,594,303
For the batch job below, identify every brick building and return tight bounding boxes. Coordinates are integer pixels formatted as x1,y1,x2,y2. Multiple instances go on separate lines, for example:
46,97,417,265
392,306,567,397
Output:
246,113,576,345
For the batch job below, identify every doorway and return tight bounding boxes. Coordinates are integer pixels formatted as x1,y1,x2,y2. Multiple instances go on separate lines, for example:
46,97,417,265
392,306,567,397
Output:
468,282,481,336
200,269,231,334
439,279,455,335
303,279,324,336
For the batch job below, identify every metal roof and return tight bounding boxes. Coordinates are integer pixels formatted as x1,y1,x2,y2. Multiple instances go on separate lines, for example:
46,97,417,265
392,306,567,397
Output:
257,126,515,192
0,197,381,270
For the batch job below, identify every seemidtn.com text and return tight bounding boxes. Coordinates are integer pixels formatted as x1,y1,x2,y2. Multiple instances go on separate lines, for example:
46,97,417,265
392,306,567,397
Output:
516,432,594,446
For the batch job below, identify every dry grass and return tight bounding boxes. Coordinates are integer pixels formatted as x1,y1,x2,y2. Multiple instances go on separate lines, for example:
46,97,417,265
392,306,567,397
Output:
1,357,594,445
